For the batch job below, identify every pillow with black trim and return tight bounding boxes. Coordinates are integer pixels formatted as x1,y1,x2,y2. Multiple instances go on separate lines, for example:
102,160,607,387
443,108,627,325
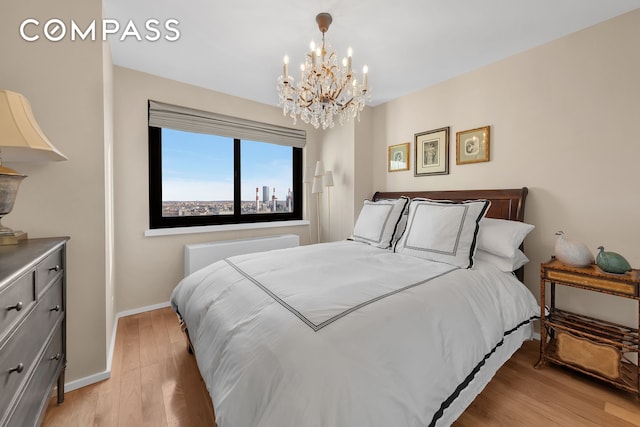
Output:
395,198,490,268
352,197,409,249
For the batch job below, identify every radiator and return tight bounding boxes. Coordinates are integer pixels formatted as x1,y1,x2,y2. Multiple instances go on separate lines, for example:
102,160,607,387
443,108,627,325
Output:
184,234,300,277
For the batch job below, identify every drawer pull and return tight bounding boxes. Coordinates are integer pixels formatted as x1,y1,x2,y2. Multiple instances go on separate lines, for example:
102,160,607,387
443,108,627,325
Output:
50,305,61,312
49,265,61,272
49,353,62,361
7,301,23,312
8,363,24,374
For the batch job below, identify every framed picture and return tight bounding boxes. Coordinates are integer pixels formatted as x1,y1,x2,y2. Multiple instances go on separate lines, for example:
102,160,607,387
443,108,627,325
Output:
388,142,410,172
414,127,449,176
456,126,490,164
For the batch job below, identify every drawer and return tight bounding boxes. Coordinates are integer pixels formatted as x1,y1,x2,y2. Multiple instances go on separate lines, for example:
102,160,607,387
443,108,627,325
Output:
0,271,36,345
35,249,63,297
546,269,638,296
34,277,63,331
5,325,63,427
0,279,62,418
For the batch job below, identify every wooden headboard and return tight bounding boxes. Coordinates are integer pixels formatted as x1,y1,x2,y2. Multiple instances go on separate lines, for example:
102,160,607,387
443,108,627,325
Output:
372,188,528,222
371,187,529,281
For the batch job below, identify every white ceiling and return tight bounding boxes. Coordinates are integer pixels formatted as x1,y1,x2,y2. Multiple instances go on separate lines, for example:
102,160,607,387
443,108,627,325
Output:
103,0,639,107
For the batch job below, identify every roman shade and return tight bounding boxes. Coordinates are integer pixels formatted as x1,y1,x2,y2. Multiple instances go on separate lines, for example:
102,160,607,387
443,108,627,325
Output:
148,100,306,148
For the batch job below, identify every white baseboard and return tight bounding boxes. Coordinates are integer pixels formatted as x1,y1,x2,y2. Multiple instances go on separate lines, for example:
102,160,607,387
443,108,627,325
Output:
114,301,172,319
65,370,111,392
532,331,541,341
65,301,171,392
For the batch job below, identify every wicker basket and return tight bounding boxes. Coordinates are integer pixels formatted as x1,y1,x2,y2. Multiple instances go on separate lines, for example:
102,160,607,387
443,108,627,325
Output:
556,331,621,379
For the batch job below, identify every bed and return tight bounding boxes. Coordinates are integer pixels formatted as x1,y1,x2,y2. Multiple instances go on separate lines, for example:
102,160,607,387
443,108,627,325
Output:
171,188,538,427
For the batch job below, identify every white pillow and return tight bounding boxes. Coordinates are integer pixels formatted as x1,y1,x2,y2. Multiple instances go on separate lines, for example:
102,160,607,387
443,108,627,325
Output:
395,198,490,268
477,217,535,258
474,249,530,272
352,197,409,249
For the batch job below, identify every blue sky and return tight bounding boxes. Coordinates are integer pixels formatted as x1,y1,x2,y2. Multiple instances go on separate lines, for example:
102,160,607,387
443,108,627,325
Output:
161,128,293,201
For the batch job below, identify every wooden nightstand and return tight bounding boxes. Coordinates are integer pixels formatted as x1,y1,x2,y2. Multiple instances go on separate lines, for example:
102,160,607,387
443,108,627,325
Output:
536,258,640,395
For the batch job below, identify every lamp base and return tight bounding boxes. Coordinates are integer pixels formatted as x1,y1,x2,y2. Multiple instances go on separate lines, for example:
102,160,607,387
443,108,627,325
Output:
0,230,27,245
0,170,28,245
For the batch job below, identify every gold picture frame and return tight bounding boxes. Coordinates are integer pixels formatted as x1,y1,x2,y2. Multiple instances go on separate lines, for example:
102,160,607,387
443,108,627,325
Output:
414,127,449,176
456,126,490,164
388,142,410,172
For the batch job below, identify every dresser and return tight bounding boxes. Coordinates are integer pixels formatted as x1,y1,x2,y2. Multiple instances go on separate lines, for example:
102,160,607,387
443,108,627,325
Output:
0,238,68,427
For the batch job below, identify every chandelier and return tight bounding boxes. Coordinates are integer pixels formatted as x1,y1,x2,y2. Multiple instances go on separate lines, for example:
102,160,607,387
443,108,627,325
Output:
277,13,370,130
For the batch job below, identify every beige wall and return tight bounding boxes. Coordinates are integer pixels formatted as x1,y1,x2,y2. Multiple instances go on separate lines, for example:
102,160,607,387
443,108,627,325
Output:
315,109,375,242
314,108,374,242
317,121,355,242
0,0,109,381
369,10,640,326
354,108,375,220
112,67,322,313
103,40,116,357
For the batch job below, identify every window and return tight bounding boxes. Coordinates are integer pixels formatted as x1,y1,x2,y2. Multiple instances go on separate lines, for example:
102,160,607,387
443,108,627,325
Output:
148,101,304,229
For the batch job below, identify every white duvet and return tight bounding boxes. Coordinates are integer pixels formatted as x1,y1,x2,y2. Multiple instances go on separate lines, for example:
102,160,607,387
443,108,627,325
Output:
171,241,538,427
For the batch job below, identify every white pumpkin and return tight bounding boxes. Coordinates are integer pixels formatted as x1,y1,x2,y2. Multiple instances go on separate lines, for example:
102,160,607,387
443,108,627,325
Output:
554,231,594,267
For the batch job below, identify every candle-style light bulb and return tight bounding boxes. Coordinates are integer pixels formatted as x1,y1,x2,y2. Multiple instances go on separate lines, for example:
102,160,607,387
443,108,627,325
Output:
283,55,289,80
310,42,317,67
347,47,353,73
362,65,368,90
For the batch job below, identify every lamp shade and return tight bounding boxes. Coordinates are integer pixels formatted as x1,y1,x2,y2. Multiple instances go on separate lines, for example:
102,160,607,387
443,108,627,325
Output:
311,176,323,194
0,90,67,163
314,160,324,177
323,171,334,187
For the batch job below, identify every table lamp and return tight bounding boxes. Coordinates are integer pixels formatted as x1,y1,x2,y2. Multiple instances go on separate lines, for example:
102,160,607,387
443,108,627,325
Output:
0,89,67,244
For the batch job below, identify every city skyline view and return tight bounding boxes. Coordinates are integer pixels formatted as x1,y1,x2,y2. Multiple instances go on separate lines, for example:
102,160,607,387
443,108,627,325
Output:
162,195,293,217
161,128,293,202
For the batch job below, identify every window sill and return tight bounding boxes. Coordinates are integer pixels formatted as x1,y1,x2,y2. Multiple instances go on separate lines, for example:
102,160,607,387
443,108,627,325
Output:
144,220,310,237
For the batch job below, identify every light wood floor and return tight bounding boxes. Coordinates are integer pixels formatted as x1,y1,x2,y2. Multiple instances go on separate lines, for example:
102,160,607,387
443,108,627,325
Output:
43,308,215,427
43,308,640,426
